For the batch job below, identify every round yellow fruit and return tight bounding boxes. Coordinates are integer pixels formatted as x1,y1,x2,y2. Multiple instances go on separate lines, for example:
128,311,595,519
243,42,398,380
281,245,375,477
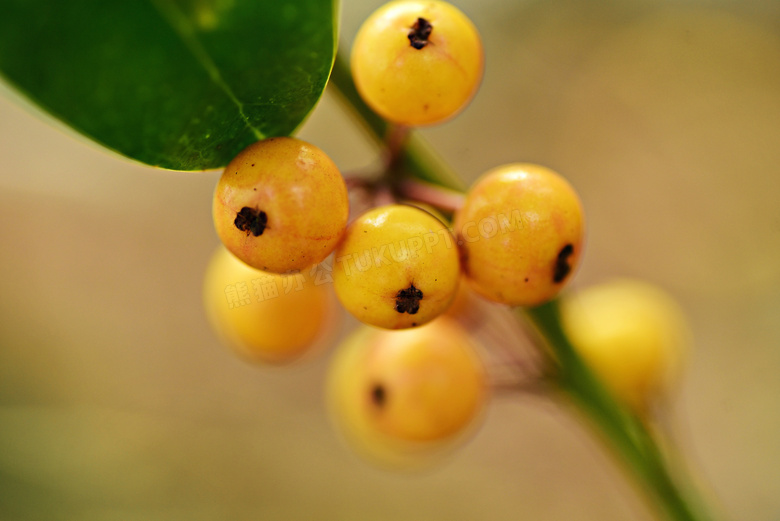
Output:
333,204,460,329
326,318,488,468
560,279,691,411
203,246,337,364
455,163,585,306
351,0,484,126
212,137,348,274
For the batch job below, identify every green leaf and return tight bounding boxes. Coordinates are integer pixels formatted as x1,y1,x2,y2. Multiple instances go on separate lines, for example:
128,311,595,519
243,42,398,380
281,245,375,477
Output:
0,0,338,170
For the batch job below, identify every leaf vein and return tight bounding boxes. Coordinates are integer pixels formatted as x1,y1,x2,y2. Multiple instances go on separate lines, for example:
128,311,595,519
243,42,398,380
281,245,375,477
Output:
149,0,264,141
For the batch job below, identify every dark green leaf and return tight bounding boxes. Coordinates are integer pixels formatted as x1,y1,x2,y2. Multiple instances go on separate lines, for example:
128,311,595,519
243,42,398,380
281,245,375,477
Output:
0,0,338,170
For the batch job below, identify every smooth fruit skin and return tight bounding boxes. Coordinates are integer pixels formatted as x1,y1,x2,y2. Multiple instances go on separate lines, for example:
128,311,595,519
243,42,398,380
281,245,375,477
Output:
351,0,483,126
454,164,585,306
560,279,690,412
333,204,460,329
203,246,337,365
326,318,488,468
213,137,348,274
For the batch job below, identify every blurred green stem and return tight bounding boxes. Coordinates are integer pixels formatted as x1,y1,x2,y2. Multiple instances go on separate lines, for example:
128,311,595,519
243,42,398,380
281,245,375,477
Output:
524,301,714,521
328,49,715,521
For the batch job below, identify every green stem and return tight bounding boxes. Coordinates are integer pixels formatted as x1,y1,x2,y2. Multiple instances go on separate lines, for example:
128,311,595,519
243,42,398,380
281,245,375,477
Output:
327,50,717,521
328,52,464,191
524,300,715,521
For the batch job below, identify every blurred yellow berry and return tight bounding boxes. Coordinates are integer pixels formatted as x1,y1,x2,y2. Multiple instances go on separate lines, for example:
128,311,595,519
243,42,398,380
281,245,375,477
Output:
560,279,691,411
326,318,488,468
455,163,585,306
351,0,484,126
333,204,460,329
203,246,338,364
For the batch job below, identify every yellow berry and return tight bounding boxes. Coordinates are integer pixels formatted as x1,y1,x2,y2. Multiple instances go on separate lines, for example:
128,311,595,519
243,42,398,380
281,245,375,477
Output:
333,204,460,329
560,279,691,411
351,0,484,126
212,137,348,274
455,164,585,306
202,246,338,364
326,318,488,468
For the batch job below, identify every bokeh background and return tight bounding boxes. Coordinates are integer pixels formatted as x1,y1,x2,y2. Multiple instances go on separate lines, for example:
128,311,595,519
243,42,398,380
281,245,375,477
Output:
1,0,779,519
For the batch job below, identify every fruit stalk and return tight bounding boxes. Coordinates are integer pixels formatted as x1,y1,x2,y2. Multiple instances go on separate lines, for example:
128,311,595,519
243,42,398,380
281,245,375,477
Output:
329,53,464,191
329,49,719,521
396,178,465,212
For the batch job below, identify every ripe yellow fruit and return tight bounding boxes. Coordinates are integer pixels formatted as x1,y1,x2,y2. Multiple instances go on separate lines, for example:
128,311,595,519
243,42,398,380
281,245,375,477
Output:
333,204,460,329
455,164,585,307
326,318,488,468
212,137,348,274
203,246,338,364
351,0,484,126
560,279,691,411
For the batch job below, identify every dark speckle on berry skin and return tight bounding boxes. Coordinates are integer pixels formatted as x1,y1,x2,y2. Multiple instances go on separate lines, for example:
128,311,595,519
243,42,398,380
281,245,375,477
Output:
553,244,574,283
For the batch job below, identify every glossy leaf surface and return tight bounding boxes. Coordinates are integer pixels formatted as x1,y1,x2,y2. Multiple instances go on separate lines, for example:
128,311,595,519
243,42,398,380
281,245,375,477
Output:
0,0,337,170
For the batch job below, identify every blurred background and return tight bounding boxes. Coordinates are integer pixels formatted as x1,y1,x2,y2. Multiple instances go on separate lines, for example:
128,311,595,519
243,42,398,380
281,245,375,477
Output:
1,0,779,519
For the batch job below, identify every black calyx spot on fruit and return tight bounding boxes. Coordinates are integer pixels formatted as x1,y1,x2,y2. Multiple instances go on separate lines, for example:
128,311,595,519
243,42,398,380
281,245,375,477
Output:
395,284,423,314
408,17,433,49
234,207,267,237
553,244,574,283
370,383,387,408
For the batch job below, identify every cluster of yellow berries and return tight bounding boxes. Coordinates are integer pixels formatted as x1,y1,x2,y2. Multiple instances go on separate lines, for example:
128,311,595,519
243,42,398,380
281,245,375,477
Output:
203,0,688,467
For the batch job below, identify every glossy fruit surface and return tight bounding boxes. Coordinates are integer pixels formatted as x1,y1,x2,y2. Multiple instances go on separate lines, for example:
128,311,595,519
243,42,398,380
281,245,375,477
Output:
333,204,460,329
327,318,488,468
455,163,585,306
351,0,483,126
213,137,348,274
560,279,690,411
203,246,337,364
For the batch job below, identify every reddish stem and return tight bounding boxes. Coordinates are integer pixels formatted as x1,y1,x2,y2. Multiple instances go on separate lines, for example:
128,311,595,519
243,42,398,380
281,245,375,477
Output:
397,178,465,212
